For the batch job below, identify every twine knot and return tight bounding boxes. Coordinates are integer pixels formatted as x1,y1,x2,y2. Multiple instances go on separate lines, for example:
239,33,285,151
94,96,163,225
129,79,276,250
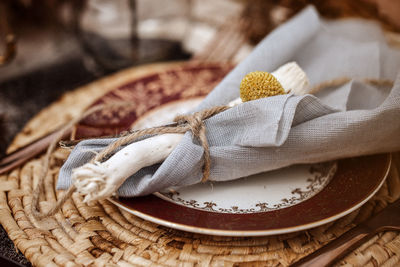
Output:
174,113,203,138
174,106,229,182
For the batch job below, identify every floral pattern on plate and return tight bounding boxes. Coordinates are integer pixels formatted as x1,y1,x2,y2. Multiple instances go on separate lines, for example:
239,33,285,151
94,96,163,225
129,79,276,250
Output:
156,161,337,214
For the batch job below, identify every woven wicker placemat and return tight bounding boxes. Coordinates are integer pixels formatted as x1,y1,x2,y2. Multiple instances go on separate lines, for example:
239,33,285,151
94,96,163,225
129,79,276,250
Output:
1,62,400,267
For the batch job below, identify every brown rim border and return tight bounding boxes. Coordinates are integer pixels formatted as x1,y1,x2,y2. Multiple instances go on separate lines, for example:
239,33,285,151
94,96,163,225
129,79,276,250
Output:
111,154,391,236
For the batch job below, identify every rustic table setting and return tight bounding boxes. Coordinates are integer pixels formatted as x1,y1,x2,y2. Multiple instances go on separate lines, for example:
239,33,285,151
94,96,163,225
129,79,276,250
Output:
1,59,400,266
1,1,400,266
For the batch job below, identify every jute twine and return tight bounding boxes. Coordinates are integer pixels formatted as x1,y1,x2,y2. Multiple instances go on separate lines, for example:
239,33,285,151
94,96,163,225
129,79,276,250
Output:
30,104,229,221
91,105,229,180
2,67,399,266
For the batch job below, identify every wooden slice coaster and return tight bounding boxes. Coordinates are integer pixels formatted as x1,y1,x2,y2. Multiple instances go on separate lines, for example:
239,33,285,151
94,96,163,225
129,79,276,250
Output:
1,61,400,266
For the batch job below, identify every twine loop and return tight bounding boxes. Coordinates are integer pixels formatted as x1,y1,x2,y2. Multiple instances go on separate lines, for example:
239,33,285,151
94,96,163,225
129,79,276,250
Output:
31,104,229,220
174,105,229,182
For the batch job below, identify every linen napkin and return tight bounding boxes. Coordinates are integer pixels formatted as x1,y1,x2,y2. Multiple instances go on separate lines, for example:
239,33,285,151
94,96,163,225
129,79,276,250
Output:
57,6,400,197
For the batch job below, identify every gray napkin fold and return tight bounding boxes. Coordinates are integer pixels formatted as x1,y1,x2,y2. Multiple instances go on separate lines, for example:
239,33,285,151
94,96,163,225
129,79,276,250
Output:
57,6,400,197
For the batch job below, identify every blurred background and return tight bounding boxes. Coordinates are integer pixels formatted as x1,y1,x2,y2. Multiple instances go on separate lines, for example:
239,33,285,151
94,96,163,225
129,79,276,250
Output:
1,0,400,156
0,0,399,265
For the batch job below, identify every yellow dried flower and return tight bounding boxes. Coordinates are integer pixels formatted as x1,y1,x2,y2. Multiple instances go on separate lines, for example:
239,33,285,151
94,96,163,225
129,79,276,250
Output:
240,71,285,102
